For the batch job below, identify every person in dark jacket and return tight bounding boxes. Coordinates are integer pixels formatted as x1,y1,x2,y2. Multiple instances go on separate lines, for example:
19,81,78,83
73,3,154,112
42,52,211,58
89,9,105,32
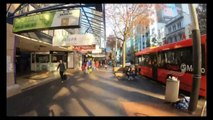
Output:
57,60,66,83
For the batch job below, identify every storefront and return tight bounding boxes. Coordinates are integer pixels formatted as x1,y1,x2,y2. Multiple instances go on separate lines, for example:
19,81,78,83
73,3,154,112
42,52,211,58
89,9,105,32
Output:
31,51,69,72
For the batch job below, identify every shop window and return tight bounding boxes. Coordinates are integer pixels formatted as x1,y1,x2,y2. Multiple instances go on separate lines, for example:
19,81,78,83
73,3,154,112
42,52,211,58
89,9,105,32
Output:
52,54,67,63
36,54,49,63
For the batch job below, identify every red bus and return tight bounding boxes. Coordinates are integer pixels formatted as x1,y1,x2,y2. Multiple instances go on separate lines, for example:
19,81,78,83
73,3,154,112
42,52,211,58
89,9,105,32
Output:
135,34,206,97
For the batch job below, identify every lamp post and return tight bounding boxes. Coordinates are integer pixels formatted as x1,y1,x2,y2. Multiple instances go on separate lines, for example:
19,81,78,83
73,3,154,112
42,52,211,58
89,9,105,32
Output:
188,4,202,114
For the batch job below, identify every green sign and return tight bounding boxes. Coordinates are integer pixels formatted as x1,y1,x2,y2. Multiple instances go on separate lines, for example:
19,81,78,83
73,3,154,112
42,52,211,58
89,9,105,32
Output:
13,9,80,33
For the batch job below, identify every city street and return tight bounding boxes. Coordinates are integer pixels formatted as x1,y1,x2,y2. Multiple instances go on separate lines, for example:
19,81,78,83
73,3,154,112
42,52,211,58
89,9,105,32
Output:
7,67,205,116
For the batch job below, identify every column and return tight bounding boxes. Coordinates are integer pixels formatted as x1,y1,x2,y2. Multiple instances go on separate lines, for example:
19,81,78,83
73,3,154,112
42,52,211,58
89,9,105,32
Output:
7,23,21,98
49,52,52,71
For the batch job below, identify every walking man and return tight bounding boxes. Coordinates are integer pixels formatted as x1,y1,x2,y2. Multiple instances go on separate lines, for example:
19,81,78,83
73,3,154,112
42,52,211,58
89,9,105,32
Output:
57,60,66,83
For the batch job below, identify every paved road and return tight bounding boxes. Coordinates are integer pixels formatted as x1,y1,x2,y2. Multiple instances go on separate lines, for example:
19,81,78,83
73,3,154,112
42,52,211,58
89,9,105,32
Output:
7,67,202,116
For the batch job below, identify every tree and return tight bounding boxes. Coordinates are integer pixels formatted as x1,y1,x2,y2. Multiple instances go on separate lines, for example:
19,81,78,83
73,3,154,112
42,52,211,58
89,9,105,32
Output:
106,4,155,67
196,4,206,35
106,35,121,50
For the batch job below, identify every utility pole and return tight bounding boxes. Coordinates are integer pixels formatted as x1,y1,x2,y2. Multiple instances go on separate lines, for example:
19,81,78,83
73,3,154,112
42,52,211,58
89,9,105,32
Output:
188,4,202,114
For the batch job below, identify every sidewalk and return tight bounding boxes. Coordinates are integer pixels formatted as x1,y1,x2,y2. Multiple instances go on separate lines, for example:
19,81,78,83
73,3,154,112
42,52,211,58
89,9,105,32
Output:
8,66,206,116
112,66,207,116
16,69,77,91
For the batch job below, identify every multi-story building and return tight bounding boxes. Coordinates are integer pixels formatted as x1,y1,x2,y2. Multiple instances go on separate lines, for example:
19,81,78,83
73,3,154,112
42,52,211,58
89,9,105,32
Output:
133,4,168,52
165,4,192,44
126,37,134,63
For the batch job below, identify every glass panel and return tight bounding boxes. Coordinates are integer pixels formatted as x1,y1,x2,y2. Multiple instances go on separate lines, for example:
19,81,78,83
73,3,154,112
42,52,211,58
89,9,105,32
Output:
36,54,49,63
52,54,67,63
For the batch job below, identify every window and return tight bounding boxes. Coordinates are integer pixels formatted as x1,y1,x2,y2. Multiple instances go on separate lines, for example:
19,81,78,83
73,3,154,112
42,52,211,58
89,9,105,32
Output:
170,37,173,43
158,29,161,38
157,52,166,68
52,54,67,63
168,27,172,33
139,56,142,63
177,22,181,29
173,25,176,31
152,28,155,34
174,35,177,42
36,54,49,63
160,47,192,71
146,32,149,37
166,51,175,64
142,54,150,66
179,33,182,40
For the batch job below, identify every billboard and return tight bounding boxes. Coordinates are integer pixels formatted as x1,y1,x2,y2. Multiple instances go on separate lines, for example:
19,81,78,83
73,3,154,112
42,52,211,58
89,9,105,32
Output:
162,4,178,17
157,4,179,22
13,9,81,33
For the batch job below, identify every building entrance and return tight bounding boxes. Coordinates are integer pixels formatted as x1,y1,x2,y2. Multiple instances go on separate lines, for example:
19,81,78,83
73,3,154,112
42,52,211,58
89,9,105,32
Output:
15,48,31,76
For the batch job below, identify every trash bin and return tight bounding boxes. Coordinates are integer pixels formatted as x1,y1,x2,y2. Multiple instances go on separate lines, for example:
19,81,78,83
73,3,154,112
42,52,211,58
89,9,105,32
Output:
165,77,180,102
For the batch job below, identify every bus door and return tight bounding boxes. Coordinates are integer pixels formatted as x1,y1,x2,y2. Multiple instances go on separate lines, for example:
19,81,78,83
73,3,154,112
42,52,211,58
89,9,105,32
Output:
151,53,158,80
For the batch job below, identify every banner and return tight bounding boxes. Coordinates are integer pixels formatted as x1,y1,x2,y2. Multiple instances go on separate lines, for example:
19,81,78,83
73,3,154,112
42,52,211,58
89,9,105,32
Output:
53,33,96,46
13,9,81,33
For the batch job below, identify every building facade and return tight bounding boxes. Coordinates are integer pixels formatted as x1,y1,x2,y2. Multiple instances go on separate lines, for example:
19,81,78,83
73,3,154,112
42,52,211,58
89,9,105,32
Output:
165,4,192,44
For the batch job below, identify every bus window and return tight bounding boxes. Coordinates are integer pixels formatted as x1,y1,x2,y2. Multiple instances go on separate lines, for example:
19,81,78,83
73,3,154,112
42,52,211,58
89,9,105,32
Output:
139,56,141,64
157,53,161,67
182,47,192,66
158,52,166,68
141,55,145,65
142,54,150,66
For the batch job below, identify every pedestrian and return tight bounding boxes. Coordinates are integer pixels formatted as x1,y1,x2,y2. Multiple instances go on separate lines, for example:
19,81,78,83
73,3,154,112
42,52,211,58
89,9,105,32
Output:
92,60,96,71
128,61,136,80
87,59,92,73
95,60,99,71
57,60,66,83
104,60,108,70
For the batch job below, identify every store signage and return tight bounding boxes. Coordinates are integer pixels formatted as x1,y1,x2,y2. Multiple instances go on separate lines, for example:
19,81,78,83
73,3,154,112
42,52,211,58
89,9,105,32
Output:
92,54,106,57
73,44,96,51
92,49,102,54
53,33,96,46
13,9,81,33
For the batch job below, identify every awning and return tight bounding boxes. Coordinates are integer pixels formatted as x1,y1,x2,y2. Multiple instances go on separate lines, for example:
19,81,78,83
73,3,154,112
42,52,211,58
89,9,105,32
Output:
19,31,52,44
